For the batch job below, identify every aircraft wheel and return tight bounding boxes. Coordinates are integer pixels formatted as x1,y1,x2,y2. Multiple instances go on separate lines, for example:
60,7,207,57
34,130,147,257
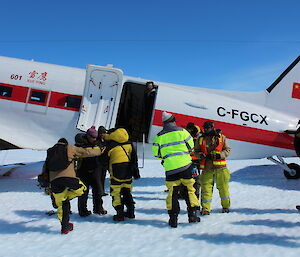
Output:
283,163,300,179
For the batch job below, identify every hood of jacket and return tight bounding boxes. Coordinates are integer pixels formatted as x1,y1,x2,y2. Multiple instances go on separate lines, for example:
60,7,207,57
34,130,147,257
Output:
105,128,129,143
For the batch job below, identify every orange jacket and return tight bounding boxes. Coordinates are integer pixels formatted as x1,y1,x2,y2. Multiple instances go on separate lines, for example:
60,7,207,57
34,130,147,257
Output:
198,134,228,170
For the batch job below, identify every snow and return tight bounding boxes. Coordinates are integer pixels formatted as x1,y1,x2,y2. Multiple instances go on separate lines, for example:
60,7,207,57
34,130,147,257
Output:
1,149,300,257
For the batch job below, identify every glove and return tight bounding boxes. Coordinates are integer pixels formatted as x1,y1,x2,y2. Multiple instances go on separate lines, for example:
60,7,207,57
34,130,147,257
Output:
133,166,141,180
206,153,221,160
214,153,221,159
133,173,141,180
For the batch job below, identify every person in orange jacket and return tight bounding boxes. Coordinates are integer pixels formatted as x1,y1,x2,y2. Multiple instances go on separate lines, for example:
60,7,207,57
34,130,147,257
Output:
186,122,202,199
194,121,231,215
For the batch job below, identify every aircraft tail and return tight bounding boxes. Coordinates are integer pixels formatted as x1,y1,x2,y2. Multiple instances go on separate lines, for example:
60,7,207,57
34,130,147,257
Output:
265,56,300,118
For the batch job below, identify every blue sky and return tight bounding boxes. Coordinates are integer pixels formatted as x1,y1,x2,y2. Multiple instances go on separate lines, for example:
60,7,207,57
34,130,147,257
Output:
1,0,299,91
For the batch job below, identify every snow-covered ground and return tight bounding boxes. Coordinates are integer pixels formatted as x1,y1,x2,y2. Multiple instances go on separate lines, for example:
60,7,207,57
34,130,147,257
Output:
1,149,300,257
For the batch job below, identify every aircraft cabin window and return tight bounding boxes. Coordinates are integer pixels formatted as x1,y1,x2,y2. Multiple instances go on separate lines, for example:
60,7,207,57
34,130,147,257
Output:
65,96,81,109
29,90,47,103
0,86,12,97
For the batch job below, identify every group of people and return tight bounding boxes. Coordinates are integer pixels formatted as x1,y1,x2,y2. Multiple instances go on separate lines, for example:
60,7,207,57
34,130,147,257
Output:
43,126,140,234
153,111,231,227
42,110,231,233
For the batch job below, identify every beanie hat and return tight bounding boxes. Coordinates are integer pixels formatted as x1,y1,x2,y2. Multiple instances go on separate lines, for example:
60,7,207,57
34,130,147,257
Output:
58,138,68,145
87,126,98,138
162,111,175,123
75,133,85,145
203,120,214,129
98,126,107,135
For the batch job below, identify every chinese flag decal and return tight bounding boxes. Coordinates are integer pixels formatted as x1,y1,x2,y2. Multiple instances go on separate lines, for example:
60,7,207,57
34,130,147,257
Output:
292,83,300,99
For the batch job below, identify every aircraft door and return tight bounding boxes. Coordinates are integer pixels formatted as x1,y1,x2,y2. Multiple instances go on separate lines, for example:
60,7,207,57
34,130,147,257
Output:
77,65,123,131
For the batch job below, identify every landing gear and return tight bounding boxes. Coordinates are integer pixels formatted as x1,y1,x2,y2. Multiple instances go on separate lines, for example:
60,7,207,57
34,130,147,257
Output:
284,163,300,179
267,156,300,179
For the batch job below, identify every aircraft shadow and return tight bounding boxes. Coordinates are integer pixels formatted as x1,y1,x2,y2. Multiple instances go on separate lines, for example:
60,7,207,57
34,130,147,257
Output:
182,232,300,248
230,208,297,215
232,219,300,228
231,164,300,190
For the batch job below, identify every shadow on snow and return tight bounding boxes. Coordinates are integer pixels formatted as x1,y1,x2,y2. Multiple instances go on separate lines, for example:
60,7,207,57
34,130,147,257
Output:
14,209,168,229
182,232,300,248
231,164,300,191
0,218,56,235
232,219,300,228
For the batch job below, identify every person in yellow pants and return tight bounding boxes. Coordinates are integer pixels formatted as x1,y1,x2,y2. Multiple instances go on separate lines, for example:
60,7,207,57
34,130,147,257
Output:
194,121,231,215
153,111,200,228
51,178,87,234
46,138,105,234
199,167,230,214
104,128,140,221
165,175,200,221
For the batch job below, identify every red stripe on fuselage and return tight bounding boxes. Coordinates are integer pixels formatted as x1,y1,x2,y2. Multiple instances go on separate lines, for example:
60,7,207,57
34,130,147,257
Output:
0,82,81,111
153,109,294,150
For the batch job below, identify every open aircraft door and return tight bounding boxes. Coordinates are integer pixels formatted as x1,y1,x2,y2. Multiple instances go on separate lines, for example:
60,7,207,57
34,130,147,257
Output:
77,65,123,131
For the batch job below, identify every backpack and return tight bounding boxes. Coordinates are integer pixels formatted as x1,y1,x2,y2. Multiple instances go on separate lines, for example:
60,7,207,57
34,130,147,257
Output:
37,164,50,188
120,143,140,180
46,144,71,172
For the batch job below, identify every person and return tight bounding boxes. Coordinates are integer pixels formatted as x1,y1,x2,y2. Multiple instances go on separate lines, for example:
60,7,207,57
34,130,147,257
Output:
76,126,107,217
47,138,105,234
98,126,109,196
37,162,59,216
104,128,140,221
185,122,202,200
152,111,200,228
194,120,231,215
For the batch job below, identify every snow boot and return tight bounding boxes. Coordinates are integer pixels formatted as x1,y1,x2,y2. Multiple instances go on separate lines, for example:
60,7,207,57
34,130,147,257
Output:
93,205,107,215
188,208,201,223
124,208,135,219
61,222,74,235
113,205,125,222
168,214,178,228
79,210,92,217
222,208,230,213
200,210,210,215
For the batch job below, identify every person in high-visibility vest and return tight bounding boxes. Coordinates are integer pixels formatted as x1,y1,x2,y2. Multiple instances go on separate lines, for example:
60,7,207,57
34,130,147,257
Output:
152,111,200,228
194,120,231,215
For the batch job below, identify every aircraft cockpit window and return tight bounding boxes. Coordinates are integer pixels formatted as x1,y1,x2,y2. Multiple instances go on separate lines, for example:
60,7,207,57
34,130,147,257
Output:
65,96,81,109
29,90,47,104
0,86,12,97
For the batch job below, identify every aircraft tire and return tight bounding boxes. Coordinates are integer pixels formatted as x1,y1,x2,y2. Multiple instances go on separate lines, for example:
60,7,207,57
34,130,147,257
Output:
283,163,300,179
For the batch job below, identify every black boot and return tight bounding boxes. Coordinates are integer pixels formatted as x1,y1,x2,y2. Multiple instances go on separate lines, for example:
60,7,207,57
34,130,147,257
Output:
188,208,201,223
122,188,135,218
61,222,74,235
78,192,91,217
168,214,178,228
124,207,135,219
113,205,124,221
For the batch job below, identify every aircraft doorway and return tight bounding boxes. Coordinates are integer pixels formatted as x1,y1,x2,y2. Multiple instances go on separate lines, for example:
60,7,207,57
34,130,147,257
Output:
115,82,157,143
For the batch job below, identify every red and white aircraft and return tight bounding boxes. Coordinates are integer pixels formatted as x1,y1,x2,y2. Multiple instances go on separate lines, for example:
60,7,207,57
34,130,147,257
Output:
0,55,300,178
